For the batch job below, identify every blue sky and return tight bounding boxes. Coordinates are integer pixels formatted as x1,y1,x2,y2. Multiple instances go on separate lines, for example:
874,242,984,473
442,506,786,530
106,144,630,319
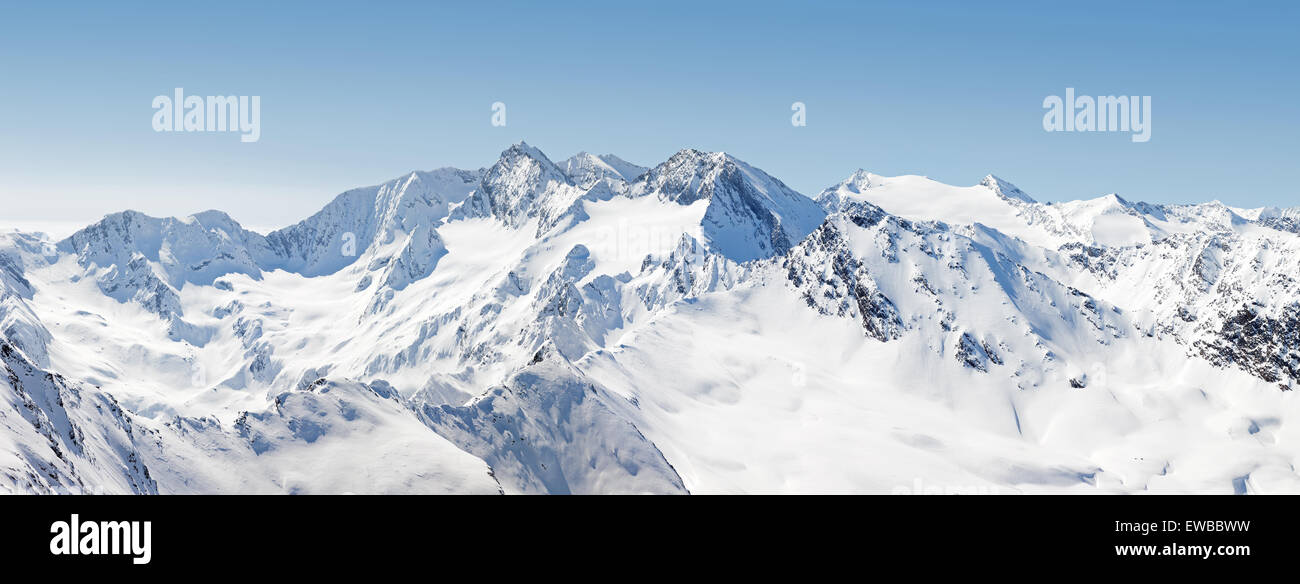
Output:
2,0,1297,231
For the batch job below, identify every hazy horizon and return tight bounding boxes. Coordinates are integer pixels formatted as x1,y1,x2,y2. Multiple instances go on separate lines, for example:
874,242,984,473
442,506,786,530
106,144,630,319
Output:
3,0,1298,231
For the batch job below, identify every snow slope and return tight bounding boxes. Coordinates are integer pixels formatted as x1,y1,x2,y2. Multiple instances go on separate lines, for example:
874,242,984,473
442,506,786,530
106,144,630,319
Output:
3,142,1299,494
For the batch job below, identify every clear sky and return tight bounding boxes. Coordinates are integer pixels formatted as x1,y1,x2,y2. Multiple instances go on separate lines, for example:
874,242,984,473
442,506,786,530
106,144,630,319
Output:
2,0,1297,233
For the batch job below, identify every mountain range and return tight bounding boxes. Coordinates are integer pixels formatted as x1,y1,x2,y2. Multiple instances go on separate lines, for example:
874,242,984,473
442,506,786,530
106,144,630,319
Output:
3,142,1298,494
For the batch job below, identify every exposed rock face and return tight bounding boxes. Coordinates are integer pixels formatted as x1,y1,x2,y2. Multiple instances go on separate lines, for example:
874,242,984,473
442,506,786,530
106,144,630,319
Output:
1196,303,1300,389
1,341,158,494
631,149,826,262
783,215,904,343
453,142,583,234
5,144,1300,494
417,346,687,495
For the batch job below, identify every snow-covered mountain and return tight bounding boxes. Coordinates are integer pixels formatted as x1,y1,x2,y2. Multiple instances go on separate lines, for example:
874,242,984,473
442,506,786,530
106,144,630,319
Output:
558,152,647,189
4,142,1299,494
630,148,826,262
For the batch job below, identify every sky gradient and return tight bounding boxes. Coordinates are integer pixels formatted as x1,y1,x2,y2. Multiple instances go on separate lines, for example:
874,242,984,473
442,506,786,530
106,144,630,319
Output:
2,0,1297,234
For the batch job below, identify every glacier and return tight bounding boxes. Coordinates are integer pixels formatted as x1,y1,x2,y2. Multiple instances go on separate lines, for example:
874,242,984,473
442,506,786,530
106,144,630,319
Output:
3,142,1299,494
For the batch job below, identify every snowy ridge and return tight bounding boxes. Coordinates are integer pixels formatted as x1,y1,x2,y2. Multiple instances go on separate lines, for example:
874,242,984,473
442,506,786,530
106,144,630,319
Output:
630,148,826,261
452,142,584,234
558,152,647,188
267,167,481,277
417,343,686,494
3,142,1300,494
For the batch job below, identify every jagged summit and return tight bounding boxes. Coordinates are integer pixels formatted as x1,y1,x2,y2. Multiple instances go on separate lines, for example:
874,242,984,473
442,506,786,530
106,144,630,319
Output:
504,140,552,164
7,142,1300,495
60,209,270,288
557,152,647,187
627,148,825,261
631,148,737,205
263,166,478,276
842,169,878,191
450,142,579,231
979,174,1036,203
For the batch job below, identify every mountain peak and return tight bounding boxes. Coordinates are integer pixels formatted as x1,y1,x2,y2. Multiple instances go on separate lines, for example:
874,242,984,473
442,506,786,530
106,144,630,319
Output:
557,152,647,187
1098,192,1129,206
12,141,1300,496
187,209,245,230
502,141,555,166
814,169,885,212
979,174,1036,203
451,143,580,230
630,149,825,262
845,169,879,191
